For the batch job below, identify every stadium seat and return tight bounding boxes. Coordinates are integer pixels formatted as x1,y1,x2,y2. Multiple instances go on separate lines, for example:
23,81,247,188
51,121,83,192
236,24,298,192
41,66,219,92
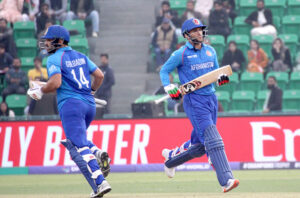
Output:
69,37,89,56
252,35,273,58
282,15,300,38
255,90,269,111
215,72,239,94
169,0,187,17
282,90,300,111
272,16,281,32
13,21,35,40
20,57,34,73
42,57,48,67
6,94,27,116
227,34,250,60
177,36,186,44
240,72,263,93
265,72,289,90
288,0,300,15
209,35,225,61
16,38,37,58
171,72,180,84
289,72,300,89
265,0,286,18
215,91,230,111
239,0,257,16
63,20,86,38
230,90,255,111
278,34,298,59
233,16,251,35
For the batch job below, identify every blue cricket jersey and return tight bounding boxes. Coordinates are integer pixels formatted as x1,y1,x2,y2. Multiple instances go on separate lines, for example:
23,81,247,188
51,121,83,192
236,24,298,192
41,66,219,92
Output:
46,46,97,111
160,42,219,95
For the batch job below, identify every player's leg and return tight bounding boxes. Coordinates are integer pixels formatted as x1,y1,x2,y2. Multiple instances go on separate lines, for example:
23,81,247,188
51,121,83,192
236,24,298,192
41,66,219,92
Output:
189,94,238,191
162,138,206,178
60,99,110,197
85,109,111,178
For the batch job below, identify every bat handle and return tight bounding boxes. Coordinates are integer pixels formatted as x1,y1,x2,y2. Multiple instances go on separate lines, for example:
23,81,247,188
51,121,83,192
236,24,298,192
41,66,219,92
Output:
94,98,107,106
154,95,170,104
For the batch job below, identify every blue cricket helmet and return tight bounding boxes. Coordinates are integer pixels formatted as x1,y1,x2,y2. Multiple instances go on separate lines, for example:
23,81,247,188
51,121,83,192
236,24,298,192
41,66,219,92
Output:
181,18,206,36
41,25,70,42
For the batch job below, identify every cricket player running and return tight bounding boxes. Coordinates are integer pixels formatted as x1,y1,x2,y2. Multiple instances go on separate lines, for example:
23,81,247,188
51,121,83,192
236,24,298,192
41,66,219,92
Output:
160,18,239,193
27,25,111,198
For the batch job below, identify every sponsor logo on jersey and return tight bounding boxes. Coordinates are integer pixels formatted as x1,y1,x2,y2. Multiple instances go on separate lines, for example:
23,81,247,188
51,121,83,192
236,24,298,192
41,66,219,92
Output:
191,62,214,71
187,55,197,59
65,58,86,68
193,19,200,25
48,64,60,74
206,50,212,56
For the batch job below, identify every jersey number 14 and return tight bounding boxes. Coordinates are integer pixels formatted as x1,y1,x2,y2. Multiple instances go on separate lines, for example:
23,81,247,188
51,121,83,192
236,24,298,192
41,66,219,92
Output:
71,67,89,89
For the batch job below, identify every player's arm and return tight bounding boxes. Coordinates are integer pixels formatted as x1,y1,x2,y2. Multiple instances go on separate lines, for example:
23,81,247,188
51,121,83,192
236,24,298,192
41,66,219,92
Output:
160,49,183,100
41,73,62,93
91,68,104,92
86,57,104,92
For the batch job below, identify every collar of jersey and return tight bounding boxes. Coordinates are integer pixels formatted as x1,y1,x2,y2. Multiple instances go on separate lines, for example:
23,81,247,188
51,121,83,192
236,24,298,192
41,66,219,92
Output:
57,46,72,52
185,41,207,50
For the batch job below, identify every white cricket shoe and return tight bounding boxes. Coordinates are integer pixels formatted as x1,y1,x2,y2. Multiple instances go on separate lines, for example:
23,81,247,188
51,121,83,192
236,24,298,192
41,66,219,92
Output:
162,148,175,178
222,178,239,193
90,180,111,198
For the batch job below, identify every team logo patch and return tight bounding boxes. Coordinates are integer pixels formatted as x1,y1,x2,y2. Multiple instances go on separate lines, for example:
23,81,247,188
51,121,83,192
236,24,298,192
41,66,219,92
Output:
206,50,212,56
193,19,200,25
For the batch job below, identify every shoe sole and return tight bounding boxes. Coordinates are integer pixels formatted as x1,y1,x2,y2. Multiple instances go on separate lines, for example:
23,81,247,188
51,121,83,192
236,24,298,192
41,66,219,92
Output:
94,187,111,198
223,179,239,193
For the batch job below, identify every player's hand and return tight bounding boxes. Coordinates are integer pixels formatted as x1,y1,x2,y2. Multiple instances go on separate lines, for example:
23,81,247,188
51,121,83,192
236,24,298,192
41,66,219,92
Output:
217,74,229,86
164,84,182,100
27,87,43,100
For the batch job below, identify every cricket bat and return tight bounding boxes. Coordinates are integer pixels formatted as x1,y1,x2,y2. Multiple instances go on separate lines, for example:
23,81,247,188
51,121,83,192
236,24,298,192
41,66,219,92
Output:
154,65,232,104
29,80,107,106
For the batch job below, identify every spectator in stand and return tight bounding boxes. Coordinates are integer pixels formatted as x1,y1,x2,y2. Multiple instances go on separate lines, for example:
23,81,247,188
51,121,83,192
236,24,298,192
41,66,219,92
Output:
95,54,115,113
245,0,276,38
66,0,100,38
0,101,15,117
0,0,27,23
2,58,27,101
28,57,48,81
155,1,180,28
208,1,231,39
180,0,202,26
45,0,67,24
22,0,40,21
222,0,237,25
247,40,268,73
0,18,17,58
194,0,213,24
152,18,177,70
263,76,282,113
222,41,245,72
36,3,56,35
0,43,13,82
271,38,292,72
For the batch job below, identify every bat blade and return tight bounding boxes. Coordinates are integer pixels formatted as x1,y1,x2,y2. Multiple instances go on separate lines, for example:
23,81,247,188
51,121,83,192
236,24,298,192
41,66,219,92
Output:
154,65,232,104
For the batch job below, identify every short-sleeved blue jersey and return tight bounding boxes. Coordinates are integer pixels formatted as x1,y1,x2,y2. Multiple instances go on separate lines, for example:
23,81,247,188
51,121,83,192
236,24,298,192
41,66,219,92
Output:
160,41,219,95
46,46,97,111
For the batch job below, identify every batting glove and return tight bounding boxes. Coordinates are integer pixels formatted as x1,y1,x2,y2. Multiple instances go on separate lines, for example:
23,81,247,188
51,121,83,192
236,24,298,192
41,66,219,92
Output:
217,74,230,86
27,87,43,100
164,84,182,100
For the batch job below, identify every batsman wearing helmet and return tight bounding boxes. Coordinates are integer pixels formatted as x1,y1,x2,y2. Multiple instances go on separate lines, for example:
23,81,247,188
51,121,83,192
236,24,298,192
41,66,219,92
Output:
27,25,111,198
160,18,239,193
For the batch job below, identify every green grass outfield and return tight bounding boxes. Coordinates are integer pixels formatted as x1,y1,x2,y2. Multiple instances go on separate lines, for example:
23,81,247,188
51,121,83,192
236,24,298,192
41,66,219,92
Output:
0,170,300,198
